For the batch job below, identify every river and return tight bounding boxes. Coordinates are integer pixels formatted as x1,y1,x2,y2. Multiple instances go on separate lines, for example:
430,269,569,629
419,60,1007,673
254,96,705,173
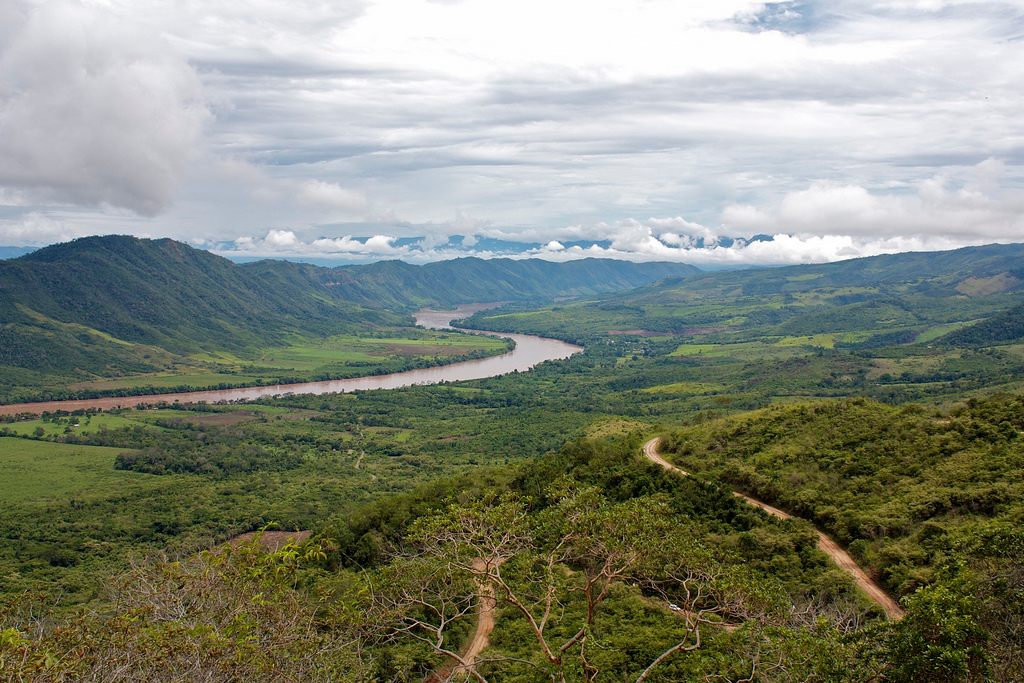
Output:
0,305,582,416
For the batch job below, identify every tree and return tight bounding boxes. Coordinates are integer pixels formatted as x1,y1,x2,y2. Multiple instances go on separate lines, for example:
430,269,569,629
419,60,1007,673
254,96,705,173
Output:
361,487,772,682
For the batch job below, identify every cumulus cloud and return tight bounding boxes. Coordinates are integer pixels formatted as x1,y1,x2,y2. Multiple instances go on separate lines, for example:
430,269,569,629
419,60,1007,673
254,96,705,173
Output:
212,210,980,268
0,1,209,215
526,229,970,267
230,230,405,258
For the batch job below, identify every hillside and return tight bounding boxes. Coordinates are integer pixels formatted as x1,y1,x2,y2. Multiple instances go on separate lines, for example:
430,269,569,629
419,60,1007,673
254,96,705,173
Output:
0,236,399,354
940,302,1024,347
300,256,700,309
465,242,1024,340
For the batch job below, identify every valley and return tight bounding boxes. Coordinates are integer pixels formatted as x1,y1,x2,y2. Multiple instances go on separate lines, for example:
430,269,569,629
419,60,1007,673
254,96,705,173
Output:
0,237,683,404
1,237,1023,681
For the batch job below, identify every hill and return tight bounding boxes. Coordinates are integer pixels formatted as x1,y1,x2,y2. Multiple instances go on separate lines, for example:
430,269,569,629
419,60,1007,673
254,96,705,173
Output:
0,236,398,354
299,256,700,309
940,302,1024,346
465,242,1024,343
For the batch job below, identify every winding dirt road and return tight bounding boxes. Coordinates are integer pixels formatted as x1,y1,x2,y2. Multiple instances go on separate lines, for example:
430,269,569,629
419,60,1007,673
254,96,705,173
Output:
642,438,905,620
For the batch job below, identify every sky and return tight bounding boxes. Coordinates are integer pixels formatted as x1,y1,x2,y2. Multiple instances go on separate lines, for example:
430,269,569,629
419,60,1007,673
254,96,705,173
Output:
1,0,1023,266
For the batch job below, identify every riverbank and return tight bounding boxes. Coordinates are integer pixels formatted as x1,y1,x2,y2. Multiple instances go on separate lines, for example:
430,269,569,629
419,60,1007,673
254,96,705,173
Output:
0,306,582,416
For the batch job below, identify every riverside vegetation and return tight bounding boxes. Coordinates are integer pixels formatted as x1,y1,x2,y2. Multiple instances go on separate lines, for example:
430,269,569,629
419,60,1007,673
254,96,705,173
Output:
1,238,1024,681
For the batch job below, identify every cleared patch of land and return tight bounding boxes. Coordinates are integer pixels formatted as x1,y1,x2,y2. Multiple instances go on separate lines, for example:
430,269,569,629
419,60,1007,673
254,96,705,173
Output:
0,437,149,504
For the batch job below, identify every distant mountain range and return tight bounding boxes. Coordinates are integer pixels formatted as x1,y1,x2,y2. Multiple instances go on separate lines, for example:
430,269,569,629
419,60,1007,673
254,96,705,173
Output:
461,241,1024,350
199,232,775,266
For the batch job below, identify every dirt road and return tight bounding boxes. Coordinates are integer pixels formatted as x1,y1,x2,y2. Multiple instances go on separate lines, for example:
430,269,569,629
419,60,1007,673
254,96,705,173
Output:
427,558,500,682
642,438,905,620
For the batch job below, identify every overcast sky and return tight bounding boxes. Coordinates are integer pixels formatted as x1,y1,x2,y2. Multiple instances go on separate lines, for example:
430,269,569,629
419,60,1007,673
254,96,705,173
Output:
1,0,1022,265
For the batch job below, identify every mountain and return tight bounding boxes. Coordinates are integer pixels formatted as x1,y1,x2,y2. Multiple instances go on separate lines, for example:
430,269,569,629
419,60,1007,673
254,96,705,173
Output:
0,237,698,351
0,236,400,355
940,303,1024,346
462,242,1024,347
292,257,699,309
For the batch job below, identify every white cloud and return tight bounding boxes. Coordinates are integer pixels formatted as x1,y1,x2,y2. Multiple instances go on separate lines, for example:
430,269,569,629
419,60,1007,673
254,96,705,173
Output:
2,0,1023,266
723,162,1024,241
526,231,972,267
0,1,209,215
229,230,405,257
299,180,368,212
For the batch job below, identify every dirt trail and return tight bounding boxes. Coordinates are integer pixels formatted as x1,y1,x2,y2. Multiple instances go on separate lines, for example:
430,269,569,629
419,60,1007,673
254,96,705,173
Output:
427,558,500,682
642,438,905,620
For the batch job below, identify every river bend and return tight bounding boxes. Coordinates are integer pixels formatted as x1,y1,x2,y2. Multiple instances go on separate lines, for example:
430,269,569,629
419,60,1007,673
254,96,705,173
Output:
0,305,581,416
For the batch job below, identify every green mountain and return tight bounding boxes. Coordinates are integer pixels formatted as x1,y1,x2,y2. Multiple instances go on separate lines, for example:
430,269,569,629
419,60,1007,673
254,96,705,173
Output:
301,256,700,309
940,303,1024,346
465,242,1024,345
0,236,399,355
1,236,699,351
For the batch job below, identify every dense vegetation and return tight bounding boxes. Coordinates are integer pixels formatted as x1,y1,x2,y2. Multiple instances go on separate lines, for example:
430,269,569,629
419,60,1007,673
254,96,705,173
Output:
2,241,1024,680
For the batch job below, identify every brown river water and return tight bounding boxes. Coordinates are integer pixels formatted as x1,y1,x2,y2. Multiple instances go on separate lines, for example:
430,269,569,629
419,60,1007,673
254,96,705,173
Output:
0,305,582,416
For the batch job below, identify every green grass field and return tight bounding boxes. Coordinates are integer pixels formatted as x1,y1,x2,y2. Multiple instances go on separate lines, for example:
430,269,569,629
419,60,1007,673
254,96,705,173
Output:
1,413,153,438
914,320,978,344
641,381,726,394
0,437,153,504
250,332,508,372
69,372,260,392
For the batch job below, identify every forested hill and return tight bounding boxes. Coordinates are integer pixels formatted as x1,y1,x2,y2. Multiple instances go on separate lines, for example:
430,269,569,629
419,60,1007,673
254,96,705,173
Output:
940,302,1024,346
643,241,1024,298
0,236,401,354
464,242,1024,345
285,256,699,309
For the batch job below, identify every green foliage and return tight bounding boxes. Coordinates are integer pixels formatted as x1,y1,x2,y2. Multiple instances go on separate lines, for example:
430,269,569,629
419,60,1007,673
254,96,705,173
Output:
660,395,1024,594
885,569,989,682
942,303,1024,347
114,441,302,476
0,535,357,682
3,239,1024,679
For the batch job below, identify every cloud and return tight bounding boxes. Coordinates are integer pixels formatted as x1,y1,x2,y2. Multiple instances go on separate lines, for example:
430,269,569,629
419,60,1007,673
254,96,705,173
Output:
211,210,981,269
2,0,1023,266
298,180,368,212
0,1,209,215
0,213,79,245
723,162,1024,241
230,230,405,258
211,159,368,219
526,230,971,267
